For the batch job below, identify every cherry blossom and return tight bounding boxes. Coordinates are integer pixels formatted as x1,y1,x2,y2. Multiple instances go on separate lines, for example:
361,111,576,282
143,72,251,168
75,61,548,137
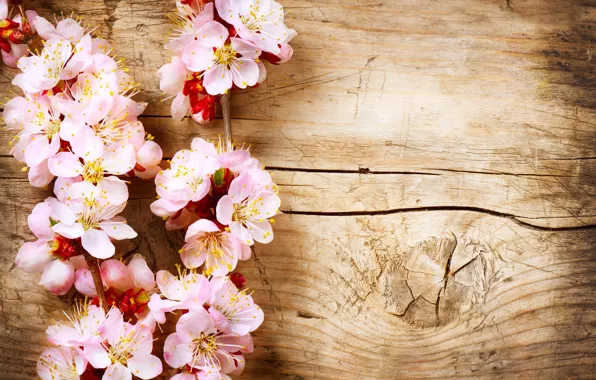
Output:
208,276,264,335
163,307,251,376
179,219,245,276
216,0,295,55
83,308,163,379
47,181,136,259
13,36,90,93
181,21,261,95
37,346,87,380
216,171,280,245
148,267,211,323
48,126,135,204
152,145,219,211
14,199,82,294
46,302,109,347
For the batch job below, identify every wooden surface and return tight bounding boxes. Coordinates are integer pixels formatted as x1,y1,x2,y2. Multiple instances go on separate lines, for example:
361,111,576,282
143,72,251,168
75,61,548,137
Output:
1,0,596,379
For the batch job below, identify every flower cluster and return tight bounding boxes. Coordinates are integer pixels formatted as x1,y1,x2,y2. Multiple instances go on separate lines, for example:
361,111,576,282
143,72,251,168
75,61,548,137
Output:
39,301,163,380
151,137,280,275
9,14,162,295
159,0,296,123
0,0,37,67
3,14,163,188
148,267,262,379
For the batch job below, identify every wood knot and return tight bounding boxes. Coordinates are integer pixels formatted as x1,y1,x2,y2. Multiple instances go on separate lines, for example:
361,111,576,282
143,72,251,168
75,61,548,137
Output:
379,229,500,328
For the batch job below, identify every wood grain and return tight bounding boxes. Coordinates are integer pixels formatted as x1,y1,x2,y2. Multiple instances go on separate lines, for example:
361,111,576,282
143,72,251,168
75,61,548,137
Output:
1,0,595,379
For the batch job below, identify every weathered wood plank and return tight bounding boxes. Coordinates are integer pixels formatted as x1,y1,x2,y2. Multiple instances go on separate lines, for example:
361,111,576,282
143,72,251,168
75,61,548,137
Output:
2,181,596,379
0,0,595,378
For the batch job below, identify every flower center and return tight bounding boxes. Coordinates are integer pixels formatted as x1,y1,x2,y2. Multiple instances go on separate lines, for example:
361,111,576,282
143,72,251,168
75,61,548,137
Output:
46,119,61,139
199,232,225,258
238,6,267,31
93,110,129,145
232,199,260,223
82,159,104,184
193,333,218,356
214,44,236,69
50,236,79,260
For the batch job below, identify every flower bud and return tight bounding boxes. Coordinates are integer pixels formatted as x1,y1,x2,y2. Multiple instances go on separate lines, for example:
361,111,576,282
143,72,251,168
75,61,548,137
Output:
39,259,75,295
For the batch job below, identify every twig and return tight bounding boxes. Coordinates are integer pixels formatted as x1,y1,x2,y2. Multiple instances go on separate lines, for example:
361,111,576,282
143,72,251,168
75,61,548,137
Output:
220,92,233,146
83,251,108,313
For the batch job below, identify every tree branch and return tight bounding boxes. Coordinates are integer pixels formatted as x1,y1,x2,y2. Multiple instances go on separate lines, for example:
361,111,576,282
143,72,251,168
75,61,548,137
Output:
83,252,108,313
220,92,233,147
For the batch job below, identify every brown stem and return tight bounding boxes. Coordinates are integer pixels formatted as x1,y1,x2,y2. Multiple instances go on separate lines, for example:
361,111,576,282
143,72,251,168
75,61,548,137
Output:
83,252,108,313
220,92,233,147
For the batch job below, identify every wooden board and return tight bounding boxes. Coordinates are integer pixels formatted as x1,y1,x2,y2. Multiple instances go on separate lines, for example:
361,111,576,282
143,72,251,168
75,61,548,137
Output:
1,0,595,379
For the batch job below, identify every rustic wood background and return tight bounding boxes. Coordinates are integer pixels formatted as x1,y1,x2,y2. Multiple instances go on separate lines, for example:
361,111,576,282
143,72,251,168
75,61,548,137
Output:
1,0,596,379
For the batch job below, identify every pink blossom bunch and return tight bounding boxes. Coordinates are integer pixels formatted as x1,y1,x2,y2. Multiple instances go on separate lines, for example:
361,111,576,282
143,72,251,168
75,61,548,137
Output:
147,267,263,379
159,0,296,123
3,14,163,188
151,137,280,275
8,14,162,296
38,301,163,380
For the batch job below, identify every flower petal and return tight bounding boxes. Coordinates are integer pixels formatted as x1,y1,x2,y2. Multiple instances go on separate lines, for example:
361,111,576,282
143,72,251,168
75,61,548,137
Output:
81,229,116,259
127,354,163,380
99,218,137,240
103,362,132,380
97,176,129,205
204,64,232,95
52,222,85,239
181,40,216,72
185,219,221,241
215,195,234,225
28,160,55,187
176,307,214,342
48,152,84,178
74,269,97,297
163,333,193,368
128,255,155,291
102,143,136,175
28,201,53,239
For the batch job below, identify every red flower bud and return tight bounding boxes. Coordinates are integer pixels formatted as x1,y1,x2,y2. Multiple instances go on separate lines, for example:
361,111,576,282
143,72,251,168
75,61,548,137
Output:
230,272,246,289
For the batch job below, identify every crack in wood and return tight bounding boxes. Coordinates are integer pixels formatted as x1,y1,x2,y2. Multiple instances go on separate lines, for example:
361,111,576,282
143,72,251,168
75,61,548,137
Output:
284,206,596,231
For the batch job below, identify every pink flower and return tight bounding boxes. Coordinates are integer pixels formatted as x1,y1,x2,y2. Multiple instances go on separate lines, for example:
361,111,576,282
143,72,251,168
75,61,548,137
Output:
84,308,163,379
4,95,66,186
13,36,91,93
14,199,82,295
153,146,219,206
216,171,280,245
148,268,210,323
181,21,261,95
208,276,264,335
166,3,215,54
163,307,251,375
46,303,109,347
37,346,87,380
47,181,137,259
179,219,244,276
48,126,135,204
216,0,295,55
50,70,120,137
